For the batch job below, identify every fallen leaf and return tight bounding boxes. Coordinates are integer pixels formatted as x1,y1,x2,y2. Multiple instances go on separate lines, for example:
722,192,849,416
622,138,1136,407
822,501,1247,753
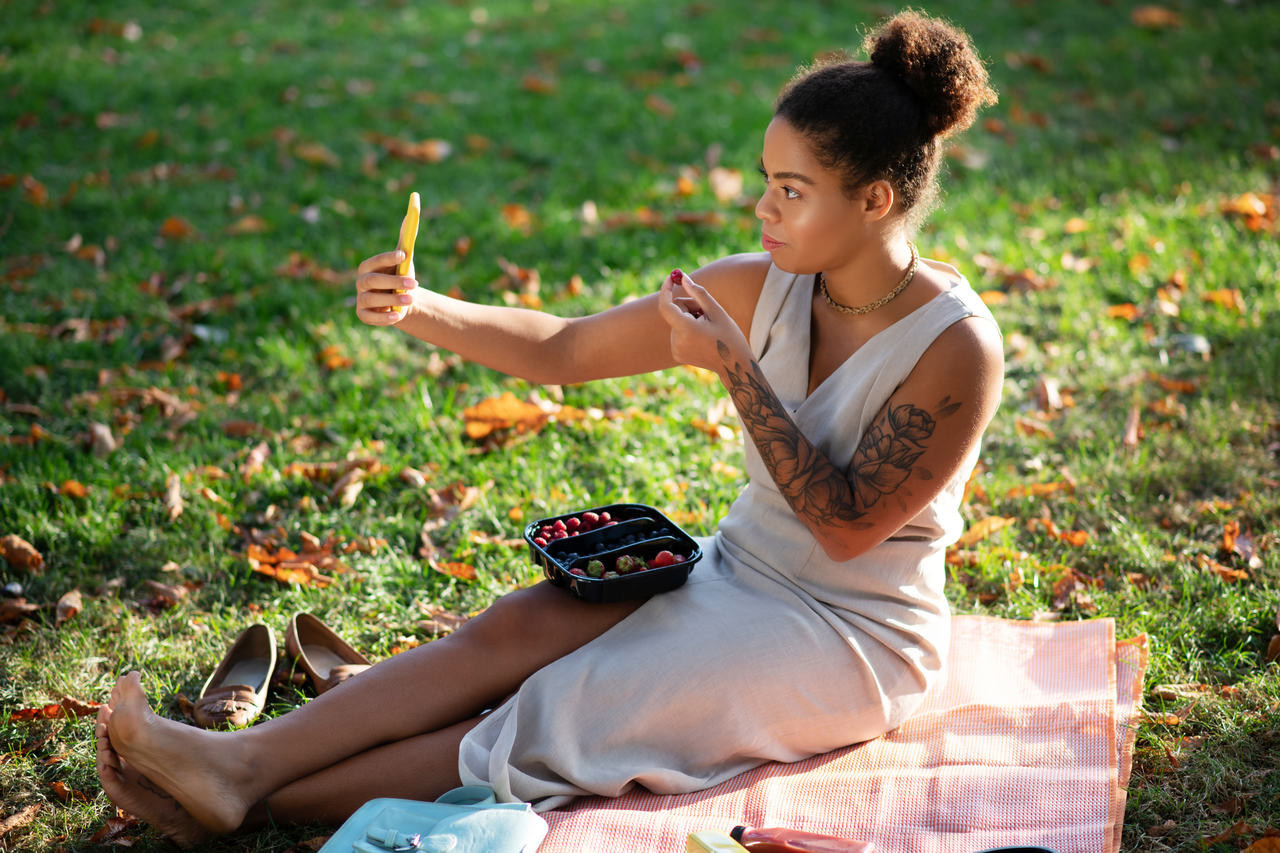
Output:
417,603,471,636
1195,554,1249,582
0,598,40,624
1243,839,1280,853
163,471,183,522
954,516,1018,547
88,813,142,844
158,215,196,240
1131,5,1182,29
330,468,364,508
241,441,271,481
88,422,117,456
708,167,743,203
9,695,102,722
520,73,556,94
221,420,266,438
226,214,271,235
429,560,477,581
1107,303,1141,321
1202,288,1245,312
645,93,676,117
399,466,428,489
1,534,44,573
59,479,89,498
463,392,550,441
55,589,82,626
317,344,353,371
1122,403,1143,448
0,804,41,841
500,204,533,232
294,141,340,167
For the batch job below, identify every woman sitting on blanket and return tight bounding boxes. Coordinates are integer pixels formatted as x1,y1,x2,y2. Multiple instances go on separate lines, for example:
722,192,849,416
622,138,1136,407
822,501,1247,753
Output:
97,10,1001,846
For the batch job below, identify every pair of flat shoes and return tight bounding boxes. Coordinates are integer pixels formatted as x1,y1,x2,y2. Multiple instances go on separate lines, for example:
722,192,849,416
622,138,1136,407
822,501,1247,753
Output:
192,613,372,729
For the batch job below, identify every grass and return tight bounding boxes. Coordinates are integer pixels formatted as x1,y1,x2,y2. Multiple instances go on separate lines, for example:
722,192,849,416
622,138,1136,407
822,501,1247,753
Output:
2,0,1279,850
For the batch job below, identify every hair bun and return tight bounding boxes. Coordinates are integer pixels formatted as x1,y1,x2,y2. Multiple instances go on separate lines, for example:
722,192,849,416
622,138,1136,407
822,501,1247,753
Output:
865,11,997,138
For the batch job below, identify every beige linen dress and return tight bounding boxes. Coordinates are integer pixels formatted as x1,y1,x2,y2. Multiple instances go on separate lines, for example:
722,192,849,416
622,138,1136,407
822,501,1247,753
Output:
458,260,999,811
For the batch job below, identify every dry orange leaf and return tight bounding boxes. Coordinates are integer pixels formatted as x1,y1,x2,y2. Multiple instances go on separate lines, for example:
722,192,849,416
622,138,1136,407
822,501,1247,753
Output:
55,589,82,626
500,203,533,231
1243,839,1280,853
0,804,41,840
164,471,183,522
158,215,196,240
1122,402,1143,448
1202,288,1245,312
241,441,270,481
520,73,557,94
294,141,340,167
1131,5,1182,28
1195,554,1249,583
644,93,676,117
317,344,353,371
9,695,102,722
1014,415,1055,439
88,814,142,844
226,215,271,235
1028,518,1090,546
1,534,44,573
60,479,89,498
708,167,743,203
1107,303,1141,321
463,392,549,440
955,516,1018,547
430,560,478,581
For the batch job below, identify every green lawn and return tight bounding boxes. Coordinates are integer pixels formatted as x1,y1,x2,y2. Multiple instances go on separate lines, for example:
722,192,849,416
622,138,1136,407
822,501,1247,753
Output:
2,0,1278,850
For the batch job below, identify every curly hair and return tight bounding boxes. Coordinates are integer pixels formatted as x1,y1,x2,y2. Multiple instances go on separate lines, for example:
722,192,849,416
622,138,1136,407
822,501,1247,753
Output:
774,10,997,230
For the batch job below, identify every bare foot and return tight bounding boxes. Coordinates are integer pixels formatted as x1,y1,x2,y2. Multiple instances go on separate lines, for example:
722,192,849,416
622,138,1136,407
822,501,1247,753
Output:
103,672,254,835
96,705,210,848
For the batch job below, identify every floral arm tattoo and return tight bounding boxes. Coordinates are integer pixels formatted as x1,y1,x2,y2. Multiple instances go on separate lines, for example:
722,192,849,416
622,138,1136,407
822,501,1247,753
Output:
717,340,960,533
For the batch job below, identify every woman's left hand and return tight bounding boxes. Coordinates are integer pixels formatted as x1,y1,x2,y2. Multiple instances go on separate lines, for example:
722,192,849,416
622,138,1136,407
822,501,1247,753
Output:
657,269,750,379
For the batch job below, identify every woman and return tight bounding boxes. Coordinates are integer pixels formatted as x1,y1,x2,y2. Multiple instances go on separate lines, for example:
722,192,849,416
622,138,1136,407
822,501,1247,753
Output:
97,10,1002,845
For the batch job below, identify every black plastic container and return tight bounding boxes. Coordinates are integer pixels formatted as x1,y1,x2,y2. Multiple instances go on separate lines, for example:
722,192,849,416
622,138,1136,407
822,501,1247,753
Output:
524,503,703,603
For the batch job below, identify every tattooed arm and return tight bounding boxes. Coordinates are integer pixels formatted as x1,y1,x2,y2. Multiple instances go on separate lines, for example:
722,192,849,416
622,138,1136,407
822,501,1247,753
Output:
660,271,1002,561
719,320,1001,561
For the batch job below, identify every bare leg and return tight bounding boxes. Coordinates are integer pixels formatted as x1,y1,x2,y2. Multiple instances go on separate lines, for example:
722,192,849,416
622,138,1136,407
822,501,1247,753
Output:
244,717,483,830
95,704,209,847
102,583,641,835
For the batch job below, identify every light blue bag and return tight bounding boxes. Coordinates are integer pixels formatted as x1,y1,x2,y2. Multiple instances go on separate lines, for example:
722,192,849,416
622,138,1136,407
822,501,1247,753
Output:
318,785,548,853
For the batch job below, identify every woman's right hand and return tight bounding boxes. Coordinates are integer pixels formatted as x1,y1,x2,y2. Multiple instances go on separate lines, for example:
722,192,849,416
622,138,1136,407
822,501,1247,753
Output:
354,249,418,326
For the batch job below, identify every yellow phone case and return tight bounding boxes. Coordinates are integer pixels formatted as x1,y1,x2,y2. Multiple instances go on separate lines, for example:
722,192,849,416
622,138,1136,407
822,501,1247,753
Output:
397,191,421,277
687,830,749,853
387,191,420,312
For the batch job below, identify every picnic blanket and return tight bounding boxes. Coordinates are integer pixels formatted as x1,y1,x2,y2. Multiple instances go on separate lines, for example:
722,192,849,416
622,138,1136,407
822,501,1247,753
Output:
538,615,1147,853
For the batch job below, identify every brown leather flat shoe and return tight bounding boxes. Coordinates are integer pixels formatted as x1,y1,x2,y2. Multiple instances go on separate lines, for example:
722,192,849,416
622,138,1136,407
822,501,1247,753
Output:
193,623,276,729
284,612,372,694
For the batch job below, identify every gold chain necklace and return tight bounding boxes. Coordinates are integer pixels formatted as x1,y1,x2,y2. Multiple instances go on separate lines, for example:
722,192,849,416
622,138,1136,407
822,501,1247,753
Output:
817,242,919,316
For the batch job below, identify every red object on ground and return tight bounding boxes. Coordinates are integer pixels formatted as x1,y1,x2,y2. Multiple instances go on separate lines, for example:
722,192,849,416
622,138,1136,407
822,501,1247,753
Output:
731,826,875,853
